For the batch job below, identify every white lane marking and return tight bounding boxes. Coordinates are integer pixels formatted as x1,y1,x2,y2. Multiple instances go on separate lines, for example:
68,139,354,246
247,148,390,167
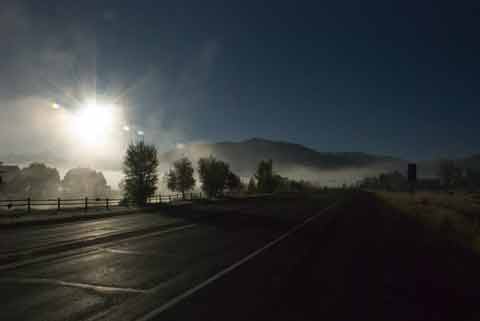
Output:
0,224,197,272
0,277,148,294
136,202,339,321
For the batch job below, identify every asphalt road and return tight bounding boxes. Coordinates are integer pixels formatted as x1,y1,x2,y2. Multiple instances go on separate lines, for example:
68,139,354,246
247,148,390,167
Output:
0,212,187,265
1,195,333,321
153,193,480,321
1,193,478,321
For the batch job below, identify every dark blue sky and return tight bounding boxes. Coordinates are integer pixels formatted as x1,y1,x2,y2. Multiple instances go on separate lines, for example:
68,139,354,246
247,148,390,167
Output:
3,0,480,160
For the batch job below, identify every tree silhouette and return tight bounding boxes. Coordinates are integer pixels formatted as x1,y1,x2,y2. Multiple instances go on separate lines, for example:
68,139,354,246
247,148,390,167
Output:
255,159,276,193
10,163,60,198
123,141,159,206
62,168,109,197
166,170,177,193
167,157,196,199
198,156,230,198
465,168,480,190
226,171,242,193
272,174,289,192
437,160,462,189
247,177,256,194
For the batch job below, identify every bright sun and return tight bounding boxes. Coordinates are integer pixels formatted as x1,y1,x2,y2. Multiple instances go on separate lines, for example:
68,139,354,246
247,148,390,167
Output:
70,100,116,147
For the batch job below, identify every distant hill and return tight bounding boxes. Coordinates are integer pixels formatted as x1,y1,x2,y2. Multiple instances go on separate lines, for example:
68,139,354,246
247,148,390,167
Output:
4,138,478,187
158,138,407,184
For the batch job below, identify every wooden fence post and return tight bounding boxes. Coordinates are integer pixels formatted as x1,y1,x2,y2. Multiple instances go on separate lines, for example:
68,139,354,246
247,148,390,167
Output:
57,198,61,211
27,198,31,213
106,198,109,209
85,197,88,211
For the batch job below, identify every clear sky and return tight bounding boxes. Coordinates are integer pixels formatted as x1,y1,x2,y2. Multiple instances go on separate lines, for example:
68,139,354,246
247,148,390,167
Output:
1,0,479,162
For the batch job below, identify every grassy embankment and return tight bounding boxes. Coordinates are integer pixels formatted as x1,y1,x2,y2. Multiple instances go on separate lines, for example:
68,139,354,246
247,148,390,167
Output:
377,191,480,253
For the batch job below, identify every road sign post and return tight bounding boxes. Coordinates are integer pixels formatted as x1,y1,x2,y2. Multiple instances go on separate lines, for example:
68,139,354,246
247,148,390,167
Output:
408,163,417,195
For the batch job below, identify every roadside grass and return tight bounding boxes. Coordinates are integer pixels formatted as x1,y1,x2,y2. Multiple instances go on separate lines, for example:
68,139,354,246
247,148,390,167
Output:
376,191,480,254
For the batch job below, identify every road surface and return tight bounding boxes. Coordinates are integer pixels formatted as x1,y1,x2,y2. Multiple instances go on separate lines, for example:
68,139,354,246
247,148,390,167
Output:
0,212,185,259
1,193,479,321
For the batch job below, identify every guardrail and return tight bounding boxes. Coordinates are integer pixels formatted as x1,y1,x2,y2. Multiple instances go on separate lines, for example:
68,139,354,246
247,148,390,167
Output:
0,192,204,213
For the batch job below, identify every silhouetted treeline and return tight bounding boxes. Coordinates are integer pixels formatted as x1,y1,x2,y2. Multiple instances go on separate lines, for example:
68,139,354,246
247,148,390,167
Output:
165,156,321,198
436,160,480,191
0,162,111,199
358,161,480,191
358,171,409,191
248,159,321,193
166,156,244,198
62,168,111,198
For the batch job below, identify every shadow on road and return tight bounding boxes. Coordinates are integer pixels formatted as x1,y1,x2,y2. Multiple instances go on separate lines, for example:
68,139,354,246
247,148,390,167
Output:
156,192,480,321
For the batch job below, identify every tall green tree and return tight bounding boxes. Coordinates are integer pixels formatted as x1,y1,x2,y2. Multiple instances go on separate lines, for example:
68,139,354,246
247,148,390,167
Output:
255,159,276,193
123,141,159,206
198,156,230,198
226,171,243,193
167,157,196,199
166,171,177,193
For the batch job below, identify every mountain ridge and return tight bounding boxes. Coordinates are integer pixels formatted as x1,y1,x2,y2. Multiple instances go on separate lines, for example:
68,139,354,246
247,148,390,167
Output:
159,138,407,178
160,138,480,184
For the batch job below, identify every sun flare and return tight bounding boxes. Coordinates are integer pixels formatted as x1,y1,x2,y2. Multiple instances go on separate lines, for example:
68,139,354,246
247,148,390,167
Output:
69,100,117,147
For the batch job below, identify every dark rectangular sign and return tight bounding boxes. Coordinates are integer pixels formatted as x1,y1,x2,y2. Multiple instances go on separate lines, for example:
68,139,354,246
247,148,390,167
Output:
408,163,417,182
